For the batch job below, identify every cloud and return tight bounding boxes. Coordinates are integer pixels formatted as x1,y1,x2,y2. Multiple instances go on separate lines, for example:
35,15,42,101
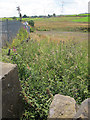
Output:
21,0,56,16
0,1,18,17
55,0,89,14
0,0,89,17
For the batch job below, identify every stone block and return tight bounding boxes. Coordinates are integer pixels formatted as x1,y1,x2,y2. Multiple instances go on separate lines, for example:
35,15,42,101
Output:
48,94,76,119
74,98,90,120
0,62,23,119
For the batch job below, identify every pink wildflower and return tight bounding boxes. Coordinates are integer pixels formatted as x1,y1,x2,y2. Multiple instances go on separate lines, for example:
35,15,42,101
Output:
13,47,16,52
27,64,30,70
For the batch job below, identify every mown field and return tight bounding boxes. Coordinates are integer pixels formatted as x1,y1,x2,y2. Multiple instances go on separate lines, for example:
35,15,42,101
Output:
1,15,89,120
72,16,88,22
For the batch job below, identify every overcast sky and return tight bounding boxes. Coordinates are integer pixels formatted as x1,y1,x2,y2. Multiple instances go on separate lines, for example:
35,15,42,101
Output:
0,0,89,17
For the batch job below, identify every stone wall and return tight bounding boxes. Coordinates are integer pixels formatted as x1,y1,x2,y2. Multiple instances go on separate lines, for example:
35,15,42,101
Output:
48,94,90,120
0,62,23,119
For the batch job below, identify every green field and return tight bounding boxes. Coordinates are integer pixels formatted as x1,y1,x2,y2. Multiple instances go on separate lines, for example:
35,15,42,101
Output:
72,17,88,22
2,14,89,23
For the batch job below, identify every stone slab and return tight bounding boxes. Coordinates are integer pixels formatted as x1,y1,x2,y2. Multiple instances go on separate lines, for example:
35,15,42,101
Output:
0,62,23,119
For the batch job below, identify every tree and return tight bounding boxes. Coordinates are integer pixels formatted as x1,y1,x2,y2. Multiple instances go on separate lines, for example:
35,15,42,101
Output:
16,6,22,21
53,13,56,17
17,6,20,15
12,16,16,20
23,14,27,18
28,20,34,27
48,14,51,18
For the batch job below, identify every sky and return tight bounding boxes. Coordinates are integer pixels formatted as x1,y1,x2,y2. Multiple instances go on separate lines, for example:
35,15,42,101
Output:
0,0,89,17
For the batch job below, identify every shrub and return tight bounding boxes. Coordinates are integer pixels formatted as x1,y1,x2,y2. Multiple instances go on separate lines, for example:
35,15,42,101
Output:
28,20,34,27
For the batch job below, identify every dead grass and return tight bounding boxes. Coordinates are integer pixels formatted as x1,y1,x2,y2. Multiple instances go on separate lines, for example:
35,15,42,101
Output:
30,31,88,44
30,16,88,43
35,20,88,31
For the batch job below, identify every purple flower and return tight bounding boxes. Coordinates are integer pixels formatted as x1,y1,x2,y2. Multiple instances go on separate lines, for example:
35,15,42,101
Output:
13,48,16,52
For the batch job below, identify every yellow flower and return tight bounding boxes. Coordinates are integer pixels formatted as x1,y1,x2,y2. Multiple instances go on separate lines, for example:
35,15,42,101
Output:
13,40,15,44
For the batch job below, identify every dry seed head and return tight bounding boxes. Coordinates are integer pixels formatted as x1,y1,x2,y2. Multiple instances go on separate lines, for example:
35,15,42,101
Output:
46,88,50,95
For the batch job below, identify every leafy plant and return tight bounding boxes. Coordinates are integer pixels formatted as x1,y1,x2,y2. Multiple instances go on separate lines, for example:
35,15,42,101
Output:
28,20,34,27
30,27,35,32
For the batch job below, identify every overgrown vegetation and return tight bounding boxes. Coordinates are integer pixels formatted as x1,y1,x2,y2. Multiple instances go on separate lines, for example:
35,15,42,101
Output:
3,28,29,49
2,27,88,120
2,12,89,120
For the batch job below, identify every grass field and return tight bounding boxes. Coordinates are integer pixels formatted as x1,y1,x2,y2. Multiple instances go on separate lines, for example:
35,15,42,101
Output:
2,15,89,32
2,14,89,22
72,17,88,22
34,19,88,32
1,15,89,120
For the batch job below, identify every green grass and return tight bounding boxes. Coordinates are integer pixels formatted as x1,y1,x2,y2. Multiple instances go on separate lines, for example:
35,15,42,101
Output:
77,13,90,17
72,17,88,22
2,17,14,21
1,15,89,24
2,28,89,119
2,17,45,21
64,14,89,17
32,16,83,22
1,16,88,22
22,17,44,21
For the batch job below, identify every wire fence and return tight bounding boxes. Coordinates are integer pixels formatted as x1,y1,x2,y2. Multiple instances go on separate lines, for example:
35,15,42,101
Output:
0,20,24,47
0,20,2,49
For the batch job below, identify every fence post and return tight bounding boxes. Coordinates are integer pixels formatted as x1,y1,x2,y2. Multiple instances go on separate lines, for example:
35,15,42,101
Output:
0,20,2,49
0,19,2,120
6,19,9,42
